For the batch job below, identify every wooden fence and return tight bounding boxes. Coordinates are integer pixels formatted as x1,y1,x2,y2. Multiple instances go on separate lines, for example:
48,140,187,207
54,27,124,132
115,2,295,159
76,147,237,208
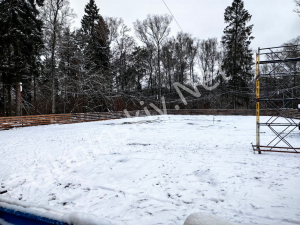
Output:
286,109,300,120
1,109,299,131
0,112,125,130
126,109,293,117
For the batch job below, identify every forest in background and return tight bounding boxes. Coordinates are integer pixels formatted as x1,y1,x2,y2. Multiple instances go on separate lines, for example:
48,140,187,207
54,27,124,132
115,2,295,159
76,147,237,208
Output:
0,0,299,117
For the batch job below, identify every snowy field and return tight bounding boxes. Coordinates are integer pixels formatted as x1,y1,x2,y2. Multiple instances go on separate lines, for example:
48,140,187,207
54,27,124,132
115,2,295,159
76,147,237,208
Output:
0,115,300,225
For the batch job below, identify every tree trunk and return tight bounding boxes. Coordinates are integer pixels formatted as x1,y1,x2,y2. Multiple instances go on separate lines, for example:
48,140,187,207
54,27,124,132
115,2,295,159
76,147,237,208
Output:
168,70,172,92
51,36,56,114
192,65,194,84
1,84,5,116
150,63,153,95
34,74,37,114
158,45,161,108
16,82,20,116
7,85,12,116
168,59,172,92
51,8,59,114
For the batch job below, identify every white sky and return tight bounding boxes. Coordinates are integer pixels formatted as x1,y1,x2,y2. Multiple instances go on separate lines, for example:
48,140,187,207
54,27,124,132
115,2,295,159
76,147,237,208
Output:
70,0,300,51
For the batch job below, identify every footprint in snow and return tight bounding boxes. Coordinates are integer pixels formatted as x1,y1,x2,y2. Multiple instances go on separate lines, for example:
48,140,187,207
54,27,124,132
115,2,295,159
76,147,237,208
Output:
117,158,130,163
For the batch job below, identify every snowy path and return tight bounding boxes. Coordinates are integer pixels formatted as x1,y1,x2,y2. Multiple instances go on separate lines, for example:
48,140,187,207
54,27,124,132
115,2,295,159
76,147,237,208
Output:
0,115,300,225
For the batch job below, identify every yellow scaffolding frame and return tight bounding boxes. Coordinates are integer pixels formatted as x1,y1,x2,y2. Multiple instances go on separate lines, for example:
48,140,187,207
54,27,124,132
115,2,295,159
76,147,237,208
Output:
253,45,300,154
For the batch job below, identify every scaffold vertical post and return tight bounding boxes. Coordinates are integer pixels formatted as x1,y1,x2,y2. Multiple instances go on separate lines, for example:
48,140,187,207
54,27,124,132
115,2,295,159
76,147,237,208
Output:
256,48,261,154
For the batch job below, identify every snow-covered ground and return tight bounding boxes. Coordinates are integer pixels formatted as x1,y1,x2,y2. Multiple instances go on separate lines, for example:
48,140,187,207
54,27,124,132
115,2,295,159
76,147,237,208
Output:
0,115,300,225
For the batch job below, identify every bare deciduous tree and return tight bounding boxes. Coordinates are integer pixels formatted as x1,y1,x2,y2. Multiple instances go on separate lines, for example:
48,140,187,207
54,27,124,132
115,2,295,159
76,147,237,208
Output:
41,0,75,113
134,14,172,107
106,17,136,91
186,37,199,84
198,38,220,86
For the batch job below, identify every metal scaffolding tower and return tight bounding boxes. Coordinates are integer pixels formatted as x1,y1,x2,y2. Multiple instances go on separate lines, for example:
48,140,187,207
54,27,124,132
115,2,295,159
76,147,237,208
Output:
253,45,300,154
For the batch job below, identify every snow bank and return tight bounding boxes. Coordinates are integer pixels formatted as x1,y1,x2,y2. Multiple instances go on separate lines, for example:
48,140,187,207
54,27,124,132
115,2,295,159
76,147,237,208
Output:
64,212,114,225
184,212,235,225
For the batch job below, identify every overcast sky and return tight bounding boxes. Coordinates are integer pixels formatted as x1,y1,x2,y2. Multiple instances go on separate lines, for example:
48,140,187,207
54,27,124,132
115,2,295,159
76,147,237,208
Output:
70,0,299,51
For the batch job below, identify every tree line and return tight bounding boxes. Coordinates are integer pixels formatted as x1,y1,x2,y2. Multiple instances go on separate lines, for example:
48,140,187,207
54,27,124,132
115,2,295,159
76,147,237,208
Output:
0,0,299,116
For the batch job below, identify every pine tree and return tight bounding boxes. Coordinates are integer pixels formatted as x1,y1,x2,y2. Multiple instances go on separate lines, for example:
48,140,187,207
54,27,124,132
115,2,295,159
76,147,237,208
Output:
0,0,44,116
94,15,110,73
81,0,109,75
81,0,100,37
221,0,254,109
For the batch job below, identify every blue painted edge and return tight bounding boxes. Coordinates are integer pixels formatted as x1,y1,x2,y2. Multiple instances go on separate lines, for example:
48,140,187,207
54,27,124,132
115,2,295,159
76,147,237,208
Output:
0,206,69,225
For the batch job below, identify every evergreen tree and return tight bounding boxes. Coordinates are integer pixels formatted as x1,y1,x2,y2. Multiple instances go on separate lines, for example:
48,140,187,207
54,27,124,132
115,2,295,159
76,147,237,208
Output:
221,0,254,109
94,15,110,73
81,0,109,73
0,0,44,116
81,0,99,37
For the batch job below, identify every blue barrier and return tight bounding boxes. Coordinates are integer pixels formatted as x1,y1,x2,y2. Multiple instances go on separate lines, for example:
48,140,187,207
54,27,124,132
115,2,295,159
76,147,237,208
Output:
0,197,115,225
0,206,68,225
